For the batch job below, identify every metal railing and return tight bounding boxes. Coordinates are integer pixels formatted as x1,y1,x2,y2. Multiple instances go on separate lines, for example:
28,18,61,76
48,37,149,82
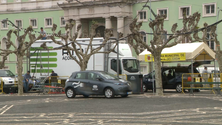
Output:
182,73,222,95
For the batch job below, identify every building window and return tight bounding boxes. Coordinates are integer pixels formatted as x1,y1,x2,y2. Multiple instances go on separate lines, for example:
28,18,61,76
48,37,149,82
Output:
203,3,216,17
45,18,53,27
15,20,22,28
140,31,147,43
1,21,8,29
138,11,147,21
60,17,66,27
179,6,191,19
157,8,168,20
207,28,215,50
30,19,37,28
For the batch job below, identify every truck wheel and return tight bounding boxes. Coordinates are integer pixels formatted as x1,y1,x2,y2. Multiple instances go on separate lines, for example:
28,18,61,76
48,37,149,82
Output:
143,84,147,92
66,88,76,98
104,88,114,98
176,83,182,93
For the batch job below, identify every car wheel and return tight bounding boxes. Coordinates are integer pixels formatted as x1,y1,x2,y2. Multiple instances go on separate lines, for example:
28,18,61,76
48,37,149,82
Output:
143,84,147,92
83,95,89,98
66,88,76,98
176,83,182,93
121,95,128,98
104,88,114,98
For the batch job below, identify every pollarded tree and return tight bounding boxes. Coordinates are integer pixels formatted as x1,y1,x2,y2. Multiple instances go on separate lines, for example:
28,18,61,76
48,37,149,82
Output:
128,12,213,95
0,38,10,68
0,26,42,95
40,21,116,71
201,23,222,74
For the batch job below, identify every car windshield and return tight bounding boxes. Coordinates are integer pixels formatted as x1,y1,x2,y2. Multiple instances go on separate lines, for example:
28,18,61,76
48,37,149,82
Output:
122,59,139,73
98,72,118,80
0,70,15,77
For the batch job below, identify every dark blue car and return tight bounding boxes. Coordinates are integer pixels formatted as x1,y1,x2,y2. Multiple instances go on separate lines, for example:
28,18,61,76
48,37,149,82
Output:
65,70,132,98
143,62,207,93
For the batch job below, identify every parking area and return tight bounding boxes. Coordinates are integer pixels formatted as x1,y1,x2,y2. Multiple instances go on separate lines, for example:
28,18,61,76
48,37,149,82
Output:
1,91,222,125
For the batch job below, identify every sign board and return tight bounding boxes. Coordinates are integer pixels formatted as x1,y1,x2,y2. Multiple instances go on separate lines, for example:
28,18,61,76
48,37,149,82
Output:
145,53,186,62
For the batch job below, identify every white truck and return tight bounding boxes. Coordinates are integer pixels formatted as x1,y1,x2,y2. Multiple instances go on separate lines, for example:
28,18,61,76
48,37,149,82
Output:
29,38,142,93
30,38,139,77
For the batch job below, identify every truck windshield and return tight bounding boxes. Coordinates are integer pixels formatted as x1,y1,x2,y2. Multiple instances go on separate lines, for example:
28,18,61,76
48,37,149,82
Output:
0,70,15,77
122,59,139,73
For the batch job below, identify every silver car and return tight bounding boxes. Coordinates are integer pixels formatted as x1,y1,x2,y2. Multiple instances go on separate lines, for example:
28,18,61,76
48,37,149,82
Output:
65,70,132,98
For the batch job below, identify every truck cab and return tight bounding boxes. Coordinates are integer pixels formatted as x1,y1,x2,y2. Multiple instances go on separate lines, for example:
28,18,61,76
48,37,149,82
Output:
107,43,140,80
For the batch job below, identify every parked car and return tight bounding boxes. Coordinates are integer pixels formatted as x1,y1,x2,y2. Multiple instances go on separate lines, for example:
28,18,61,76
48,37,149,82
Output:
65,70,132,98
143,62,208,93
0,69,18,87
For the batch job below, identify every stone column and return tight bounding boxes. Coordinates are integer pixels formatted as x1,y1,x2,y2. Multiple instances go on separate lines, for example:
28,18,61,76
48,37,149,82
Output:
105,17,112,29
117,16,124,35
125,16,133,35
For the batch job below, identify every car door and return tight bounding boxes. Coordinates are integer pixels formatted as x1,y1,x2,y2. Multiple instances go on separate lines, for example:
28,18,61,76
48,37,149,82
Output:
162,69,168,89
87,72,103,95
163,68,178,89
69,72,90,95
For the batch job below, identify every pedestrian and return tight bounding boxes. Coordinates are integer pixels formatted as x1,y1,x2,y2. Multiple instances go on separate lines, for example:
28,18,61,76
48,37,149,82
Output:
40,27,47,40
202,66,209,73
50,70,58,83
202,66,209,82
23,71,31,93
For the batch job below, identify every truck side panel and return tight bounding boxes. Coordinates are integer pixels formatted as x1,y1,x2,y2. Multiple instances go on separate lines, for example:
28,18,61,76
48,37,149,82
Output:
30,38,104,78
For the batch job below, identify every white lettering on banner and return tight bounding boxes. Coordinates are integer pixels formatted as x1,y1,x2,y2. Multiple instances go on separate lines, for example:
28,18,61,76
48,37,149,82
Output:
62,56,76,61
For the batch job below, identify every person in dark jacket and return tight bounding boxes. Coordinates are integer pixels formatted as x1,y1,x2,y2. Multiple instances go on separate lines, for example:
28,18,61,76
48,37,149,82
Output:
50,70,58,83
23,71,31,93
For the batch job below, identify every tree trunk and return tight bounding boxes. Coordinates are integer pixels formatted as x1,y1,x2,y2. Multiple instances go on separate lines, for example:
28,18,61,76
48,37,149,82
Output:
216,52,222,73
153,53,163,96
17,54,24,95
80,62,87,71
